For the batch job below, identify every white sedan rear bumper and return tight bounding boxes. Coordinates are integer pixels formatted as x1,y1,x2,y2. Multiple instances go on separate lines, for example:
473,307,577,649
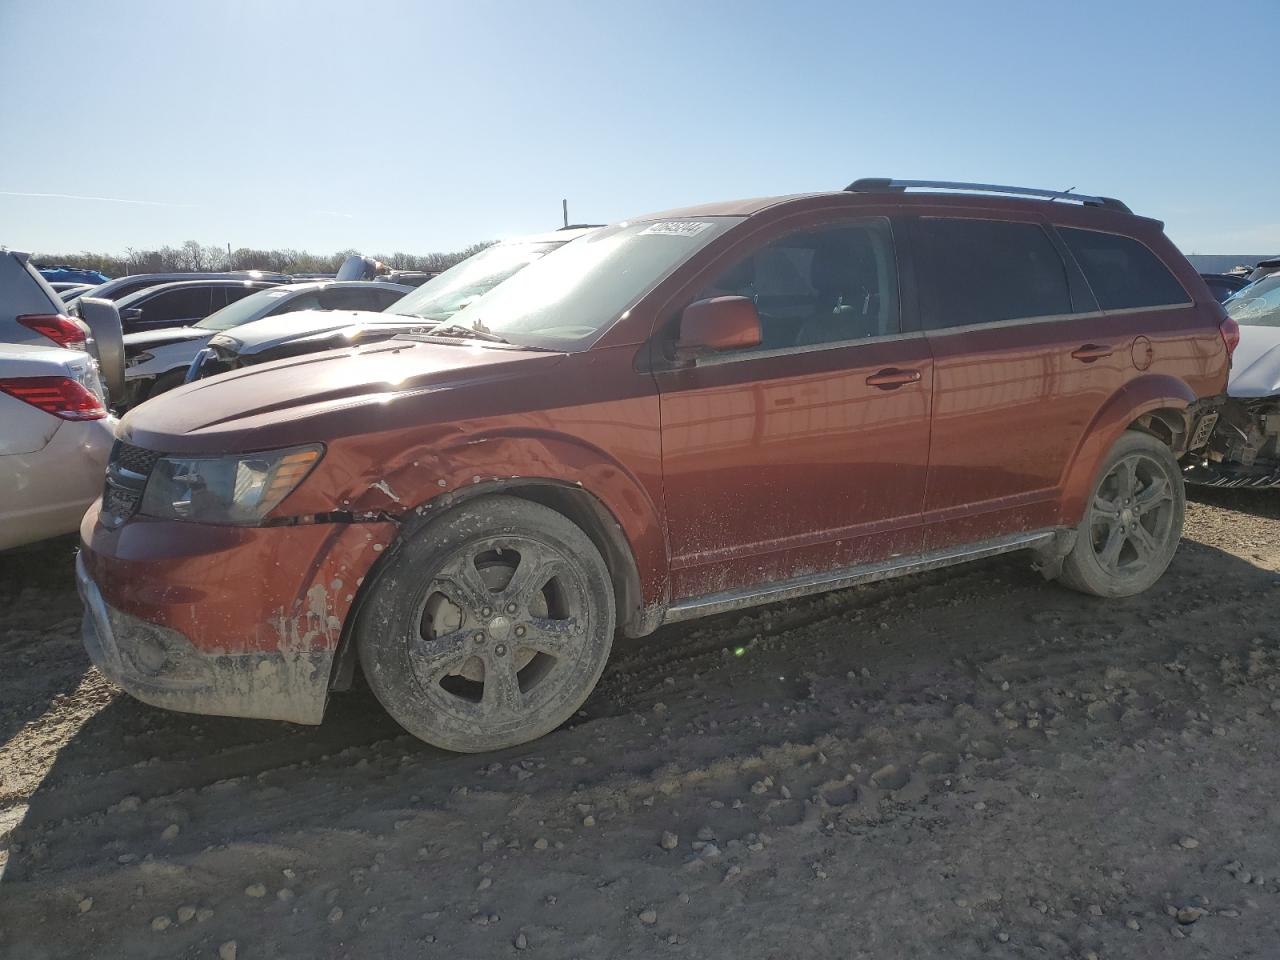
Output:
0,415,116,551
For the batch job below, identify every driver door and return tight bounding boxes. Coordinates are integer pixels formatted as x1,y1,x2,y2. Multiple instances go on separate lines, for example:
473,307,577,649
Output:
653,217,933,600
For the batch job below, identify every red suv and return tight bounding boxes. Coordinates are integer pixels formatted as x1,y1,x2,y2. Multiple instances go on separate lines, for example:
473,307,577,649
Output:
78,179,1233,752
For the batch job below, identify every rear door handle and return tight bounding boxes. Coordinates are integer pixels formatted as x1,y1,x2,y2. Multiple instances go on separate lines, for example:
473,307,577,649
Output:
1071,343,1114,363
865,368,922,389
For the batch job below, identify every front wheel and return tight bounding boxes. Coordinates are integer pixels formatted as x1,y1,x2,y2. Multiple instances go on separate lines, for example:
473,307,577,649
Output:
1058,430,1185,598
356,495,615,752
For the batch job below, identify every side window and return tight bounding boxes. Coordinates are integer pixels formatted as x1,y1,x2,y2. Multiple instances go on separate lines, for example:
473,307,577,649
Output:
222,286,261,307
374,287,408,309
1059,228,1191,310
320,287,389,312
267,292,322,315
137,287,212,322
915,218,1072,330
112,279,152,300
694,218,899,351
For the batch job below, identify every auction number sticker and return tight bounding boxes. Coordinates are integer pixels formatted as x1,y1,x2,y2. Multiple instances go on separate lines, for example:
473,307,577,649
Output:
639,220,713,238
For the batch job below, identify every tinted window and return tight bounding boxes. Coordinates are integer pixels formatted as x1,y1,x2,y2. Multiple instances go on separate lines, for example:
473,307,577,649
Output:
197,288,283,330
321,286,393,312
696,218,899,351
917,218,1071,329
111,279,156,300
222,286,261,307
268,291,322,315
1059,227,1190,310
136,287,212,322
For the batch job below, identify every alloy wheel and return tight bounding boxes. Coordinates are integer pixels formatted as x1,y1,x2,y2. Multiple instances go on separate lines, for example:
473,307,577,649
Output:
1087,452,1177,578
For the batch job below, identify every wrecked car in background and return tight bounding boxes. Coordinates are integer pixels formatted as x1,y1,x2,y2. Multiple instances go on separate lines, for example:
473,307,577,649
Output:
187,227,595,379
121,280,413,408
78,179,1231,753
1187,274,1280,487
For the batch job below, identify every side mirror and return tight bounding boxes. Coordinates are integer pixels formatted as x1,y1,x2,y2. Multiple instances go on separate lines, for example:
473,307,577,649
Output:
676,296,761,358
120,306,144,323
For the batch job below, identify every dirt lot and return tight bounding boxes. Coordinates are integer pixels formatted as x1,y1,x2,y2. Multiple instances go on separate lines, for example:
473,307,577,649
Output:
2,491,1279,960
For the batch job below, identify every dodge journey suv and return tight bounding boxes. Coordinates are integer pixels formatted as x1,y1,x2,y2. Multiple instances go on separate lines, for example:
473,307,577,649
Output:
78,179,1234,752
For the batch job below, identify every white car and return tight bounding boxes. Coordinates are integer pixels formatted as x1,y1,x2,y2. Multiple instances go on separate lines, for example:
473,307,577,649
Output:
1188,274,1280,487
121,280,413,408
0,343,116,550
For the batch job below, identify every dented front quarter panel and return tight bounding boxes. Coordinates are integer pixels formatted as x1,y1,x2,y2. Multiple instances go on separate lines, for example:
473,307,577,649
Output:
272,344,669,608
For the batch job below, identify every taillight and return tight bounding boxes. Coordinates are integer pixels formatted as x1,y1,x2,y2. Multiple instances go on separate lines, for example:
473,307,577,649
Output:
1221,316,1241,357
18,313,87,350
0,376,107,420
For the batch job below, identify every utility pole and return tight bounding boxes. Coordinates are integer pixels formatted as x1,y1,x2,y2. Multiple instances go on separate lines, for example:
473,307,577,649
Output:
562,199,568,229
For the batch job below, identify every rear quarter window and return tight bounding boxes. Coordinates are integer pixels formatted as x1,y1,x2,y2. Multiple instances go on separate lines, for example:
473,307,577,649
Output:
1058,228,1190,310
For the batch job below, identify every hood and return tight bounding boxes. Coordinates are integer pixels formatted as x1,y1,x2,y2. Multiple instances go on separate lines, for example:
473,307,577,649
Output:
211,309,425,356
1228,325,1280,397
118,337,565,452
122,326,208,354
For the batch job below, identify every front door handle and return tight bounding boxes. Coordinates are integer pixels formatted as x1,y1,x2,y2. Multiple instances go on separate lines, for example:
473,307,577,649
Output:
865,367,922,390
1071,343,1114,363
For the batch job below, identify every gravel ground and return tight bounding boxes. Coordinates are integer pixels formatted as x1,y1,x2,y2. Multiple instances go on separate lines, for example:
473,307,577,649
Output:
2,490,1279,960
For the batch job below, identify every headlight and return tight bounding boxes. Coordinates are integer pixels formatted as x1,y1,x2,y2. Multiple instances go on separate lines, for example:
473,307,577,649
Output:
126,351,154,368
140,445,322,524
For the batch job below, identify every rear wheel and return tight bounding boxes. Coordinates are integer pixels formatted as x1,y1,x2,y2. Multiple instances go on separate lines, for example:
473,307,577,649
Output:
1058,430,1184,598
356,495,615,752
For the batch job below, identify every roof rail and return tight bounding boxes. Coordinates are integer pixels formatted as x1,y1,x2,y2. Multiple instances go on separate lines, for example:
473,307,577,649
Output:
845,178,1132,214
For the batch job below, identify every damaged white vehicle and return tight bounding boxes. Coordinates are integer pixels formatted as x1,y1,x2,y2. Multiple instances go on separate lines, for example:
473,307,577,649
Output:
1188,274,1280,487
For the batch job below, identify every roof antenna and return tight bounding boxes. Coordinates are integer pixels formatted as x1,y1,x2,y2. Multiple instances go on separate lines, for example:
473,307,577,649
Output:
1045,186,1076,204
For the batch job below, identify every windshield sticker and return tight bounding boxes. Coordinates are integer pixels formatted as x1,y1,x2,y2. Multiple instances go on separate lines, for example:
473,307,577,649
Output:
639,220,713,238
265,291,290,298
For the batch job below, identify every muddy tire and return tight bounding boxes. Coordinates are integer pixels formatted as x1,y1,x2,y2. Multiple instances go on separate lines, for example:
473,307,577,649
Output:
1058,430,1185,598
356,495,615,752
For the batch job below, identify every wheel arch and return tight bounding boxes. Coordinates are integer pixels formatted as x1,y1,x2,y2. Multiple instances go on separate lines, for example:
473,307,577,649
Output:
1058,374,1198,525
327,477,656,693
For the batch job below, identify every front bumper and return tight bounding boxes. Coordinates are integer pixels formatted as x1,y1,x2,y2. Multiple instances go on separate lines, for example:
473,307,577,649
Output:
78,553,333,723
78,501,396,723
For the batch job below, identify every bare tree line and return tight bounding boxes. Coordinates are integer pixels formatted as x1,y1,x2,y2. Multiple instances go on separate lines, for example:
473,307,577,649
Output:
34,240,494,277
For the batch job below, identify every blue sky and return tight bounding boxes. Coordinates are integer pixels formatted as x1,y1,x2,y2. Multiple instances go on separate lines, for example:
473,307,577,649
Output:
1,0,1275,256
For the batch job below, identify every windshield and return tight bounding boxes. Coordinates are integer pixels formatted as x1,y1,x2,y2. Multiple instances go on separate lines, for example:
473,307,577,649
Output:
196,287,293,330
387,240,563,322
446,218,742,349
1226,275,1280,328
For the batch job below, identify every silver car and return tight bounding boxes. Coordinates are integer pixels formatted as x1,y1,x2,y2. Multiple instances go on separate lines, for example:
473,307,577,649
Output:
122,280,413,407
1,248,90,349
1188,274,1280,487
0,342,116,550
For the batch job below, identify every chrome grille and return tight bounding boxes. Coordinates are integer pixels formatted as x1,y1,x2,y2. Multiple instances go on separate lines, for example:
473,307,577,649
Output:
101,441,162,525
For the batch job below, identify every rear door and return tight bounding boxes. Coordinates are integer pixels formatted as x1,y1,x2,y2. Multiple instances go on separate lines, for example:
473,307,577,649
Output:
654,216,933,600
911,214,1111,548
